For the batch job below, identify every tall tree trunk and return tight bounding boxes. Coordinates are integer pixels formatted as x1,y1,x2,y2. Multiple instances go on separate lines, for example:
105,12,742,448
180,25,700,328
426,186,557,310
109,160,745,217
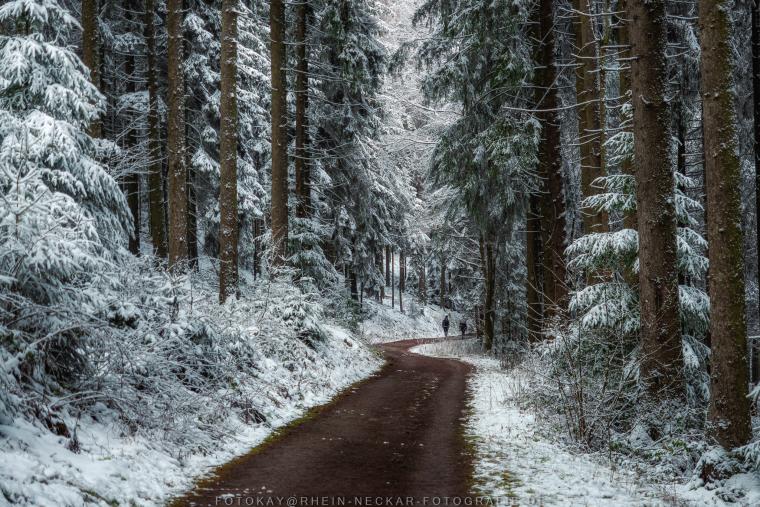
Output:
574,0,607,235
295,0,311,218
479,236,496,352
270,0,289,266
349,259,358,301
166,0,188,269
419,264,426,303
399,251,405,314
219,0,239,304
125,51,140,255
376,247,385,301
628,0,683,395
187,160,199,267
617,0,636,232
385,245,391,287
439,258,445,309
183,26,198,270
536,0,567,317
701,0,753,449
391,251,395,309
526,196,542,340
753,0,760,355
145,0,167,258
82,0,101,137
253,218,262,280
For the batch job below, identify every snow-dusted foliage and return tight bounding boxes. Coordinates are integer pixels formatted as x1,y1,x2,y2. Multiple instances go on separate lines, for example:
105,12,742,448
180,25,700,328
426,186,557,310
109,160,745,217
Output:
567,128,709,341
404,0,539,346
305,0,405,293
0,255,381,505
0,0,131,417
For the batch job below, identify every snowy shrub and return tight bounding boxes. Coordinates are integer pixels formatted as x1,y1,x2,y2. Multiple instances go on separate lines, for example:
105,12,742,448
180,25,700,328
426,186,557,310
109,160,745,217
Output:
0,0,130,416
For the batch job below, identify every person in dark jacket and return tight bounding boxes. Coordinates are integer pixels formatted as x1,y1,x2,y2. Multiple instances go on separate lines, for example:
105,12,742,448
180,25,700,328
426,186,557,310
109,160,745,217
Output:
459,320,467,338
442,315,450,337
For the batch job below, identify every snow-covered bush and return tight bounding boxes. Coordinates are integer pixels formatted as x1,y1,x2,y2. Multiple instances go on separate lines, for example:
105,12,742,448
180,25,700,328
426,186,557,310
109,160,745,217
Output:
0,0,130,418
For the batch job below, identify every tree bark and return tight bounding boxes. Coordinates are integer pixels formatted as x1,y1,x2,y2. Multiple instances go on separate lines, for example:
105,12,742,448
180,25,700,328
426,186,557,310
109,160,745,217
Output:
701,0,752,449
536,0,567,317
125,50,140,255
82,0,101,137
391,251,395,308
166,0,188,269
574,0,607,236
295,0,311,218
526,195,542,340
376,247,384,301
479,235,496,352
270,0,289,266
385,245,391,287
400,251,405,314
144,0,167,259
617,0,636,232
219,0,239,304
419,264,426,303
750,0,760,383
439,258,445,309
628,0,683,396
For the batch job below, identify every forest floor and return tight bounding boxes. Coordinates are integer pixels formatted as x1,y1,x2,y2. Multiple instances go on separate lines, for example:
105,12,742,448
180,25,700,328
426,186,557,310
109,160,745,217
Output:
413,339,760,507
171,338,473,506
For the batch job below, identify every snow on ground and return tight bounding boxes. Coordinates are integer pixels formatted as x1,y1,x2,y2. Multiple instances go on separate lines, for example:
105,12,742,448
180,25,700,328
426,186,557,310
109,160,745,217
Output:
359,295,461,343
0,325,382,507
412,339,745,507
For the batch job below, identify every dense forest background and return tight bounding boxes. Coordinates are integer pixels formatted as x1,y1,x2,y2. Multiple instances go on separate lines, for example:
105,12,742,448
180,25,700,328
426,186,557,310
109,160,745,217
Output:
2,0,760,502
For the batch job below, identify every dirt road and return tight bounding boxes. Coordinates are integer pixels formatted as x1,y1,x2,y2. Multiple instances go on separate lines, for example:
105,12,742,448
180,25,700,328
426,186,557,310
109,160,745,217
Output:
172,339,473,507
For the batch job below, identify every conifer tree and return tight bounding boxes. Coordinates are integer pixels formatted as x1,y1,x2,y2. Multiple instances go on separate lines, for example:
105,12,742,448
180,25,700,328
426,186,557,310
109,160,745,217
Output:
166,0,189,268
627,0,683,395
219,0,239,303
270,0,288,266
700,0,752,449
144,0,167,258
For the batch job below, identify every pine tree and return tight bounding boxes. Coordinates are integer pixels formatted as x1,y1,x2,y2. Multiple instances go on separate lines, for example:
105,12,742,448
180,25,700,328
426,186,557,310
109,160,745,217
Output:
81,0,101,137
410,0,539,350
166,0,189,268
627,0,683,395
574,0,606,236
700,0,752,449
534,0,567,320
0,0,129,306
295,0,311,219
270,0,288,266
144,0,167,258
219,0,239,303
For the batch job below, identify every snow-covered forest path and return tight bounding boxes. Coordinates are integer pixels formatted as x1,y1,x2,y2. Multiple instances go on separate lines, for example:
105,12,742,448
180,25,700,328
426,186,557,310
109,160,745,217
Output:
171,339,474,506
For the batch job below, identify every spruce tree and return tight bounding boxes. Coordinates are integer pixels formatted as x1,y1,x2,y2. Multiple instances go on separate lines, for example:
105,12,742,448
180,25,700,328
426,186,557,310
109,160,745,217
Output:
219,0,239,303
627,0,683,396
701,0,752,449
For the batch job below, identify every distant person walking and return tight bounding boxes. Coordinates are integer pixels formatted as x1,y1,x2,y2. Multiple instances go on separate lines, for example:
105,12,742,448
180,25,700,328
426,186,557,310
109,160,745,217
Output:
442,315,450,337
459,320,467,338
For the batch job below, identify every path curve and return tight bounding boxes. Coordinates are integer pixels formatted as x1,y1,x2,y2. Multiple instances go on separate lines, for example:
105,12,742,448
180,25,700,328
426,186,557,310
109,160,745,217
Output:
172,338,474,506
